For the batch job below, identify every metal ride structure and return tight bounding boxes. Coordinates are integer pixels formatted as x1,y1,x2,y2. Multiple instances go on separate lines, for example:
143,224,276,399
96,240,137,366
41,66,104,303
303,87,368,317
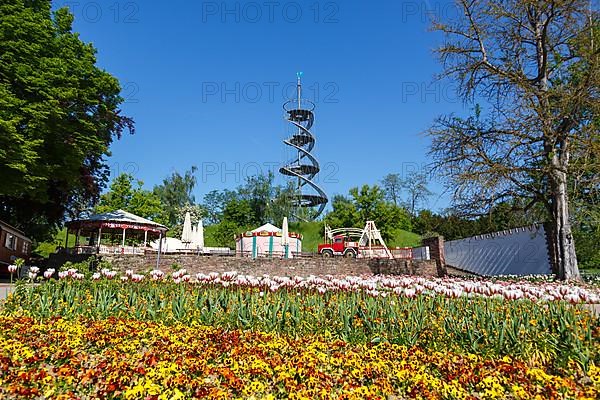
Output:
321,221,394,259
279,72,328,220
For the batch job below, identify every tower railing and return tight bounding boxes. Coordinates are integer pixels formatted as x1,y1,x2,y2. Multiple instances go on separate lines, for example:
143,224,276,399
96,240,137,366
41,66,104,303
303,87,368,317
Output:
279,73,328,220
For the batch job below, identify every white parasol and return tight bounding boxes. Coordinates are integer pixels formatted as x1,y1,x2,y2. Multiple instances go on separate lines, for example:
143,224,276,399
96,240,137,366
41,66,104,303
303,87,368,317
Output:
181,212,193,248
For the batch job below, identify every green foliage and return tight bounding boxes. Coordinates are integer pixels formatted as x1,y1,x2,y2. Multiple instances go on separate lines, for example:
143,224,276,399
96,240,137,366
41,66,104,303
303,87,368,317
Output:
326,184,412,241
5,280,598,370
412,202,540,241
59,256,109,278
95,173,166,224
325,195,359,228
32,228,77,257
211,220,244,249
202,189,237,224
289,221,325,252
386,228,422,248
237,173,273,224
153,167,198,227
574,228,600,270
222,198,255,227
203,173,297,247
0,1,133,240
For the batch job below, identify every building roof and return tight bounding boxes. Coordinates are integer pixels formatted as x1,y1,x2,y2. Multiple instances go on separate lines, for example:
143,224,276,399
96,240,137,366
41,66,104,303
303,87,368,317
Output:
251,223,282,233
67,209,168,231
0,220,32,242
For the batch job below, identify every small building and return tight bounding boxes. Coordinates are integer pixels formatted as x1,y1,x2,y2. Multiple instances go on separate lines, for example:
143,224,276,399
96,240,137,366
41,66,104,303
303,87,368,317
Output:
235,223,302,258
0,220,32,270
65,209,168,255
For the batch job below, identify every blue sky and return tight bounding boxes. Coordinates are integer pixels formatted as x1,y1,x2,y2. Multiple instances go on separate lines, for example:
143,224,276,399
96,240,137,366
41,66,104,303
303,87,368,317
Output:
53,0,466,212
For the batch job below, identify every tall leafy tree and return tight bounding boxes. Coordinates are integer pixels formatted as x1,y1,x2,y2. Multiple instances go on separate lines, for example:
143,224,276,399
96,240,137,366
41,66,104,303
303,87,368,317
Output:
326,185,412,240
95,174,165,224
427,0,599,279
202,189,237,225
325,195,360,229
237,172,275,224
153,167,198,227
0,1,134,240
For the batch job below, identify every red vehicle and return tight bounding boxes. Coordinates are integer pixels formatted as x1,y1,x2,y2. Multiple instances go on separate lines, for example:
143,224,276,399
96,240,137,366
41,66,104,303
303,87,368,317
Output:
318,222,395,259
318,234,360,258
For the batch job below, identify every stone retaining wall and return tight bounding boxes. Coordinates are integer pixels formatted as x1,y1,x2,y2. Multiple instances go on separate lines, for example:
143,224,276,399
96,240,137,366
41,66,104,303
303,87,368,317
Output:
99,254,439,278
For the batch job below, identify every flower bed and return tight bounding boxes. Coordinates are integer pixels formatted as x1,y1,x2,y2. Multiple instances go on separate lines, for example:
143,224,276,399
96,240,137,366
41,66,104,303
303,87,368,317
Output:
2,270,599,398
0,317,598,399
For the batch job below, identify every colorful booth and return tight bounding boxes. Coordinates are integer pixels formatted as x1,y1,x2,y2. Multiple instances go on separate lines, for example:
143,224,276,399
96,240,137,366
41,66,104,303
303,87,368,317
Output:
235,223,302,258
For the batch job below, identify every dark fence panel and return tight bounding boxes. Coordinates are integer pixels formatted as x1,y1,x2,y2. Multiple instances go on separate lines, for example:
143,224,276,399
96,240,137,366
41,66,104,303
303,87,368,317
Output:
444,224,552,276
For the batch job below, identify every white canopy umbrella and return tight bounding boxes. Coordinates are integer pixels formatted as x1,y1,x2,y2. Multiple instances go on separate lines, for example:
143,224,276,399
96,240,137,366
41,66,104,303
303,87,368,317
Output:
181,212,193,248
196,219,204,249
281,217,289,258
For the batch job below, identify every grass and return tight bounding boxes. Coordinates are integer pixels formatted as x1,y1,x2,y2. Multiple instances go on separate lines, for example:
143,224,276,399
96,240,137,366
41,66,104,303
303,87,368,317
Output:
289,221,325,252
33,228,77,258
582,268,600,274
386,227,422,248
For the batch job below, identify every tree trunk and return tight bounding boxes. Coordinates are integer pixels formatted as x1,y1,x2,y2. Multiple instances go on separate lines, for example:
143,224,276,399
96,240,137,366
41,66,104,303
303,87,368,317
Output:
550,159,581,281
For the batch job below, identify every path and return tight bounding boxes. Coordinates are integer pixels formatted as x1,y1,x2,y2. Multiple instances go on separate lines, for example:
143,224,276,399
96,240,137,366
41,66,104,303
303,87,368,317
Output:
0,284,14,302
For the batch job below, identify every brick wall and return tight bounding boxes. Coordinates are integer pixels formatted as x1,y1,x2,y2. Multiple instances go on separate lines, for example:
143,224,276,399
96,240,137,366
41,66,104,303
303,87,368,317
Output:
99,254,440,278
421,236,447,276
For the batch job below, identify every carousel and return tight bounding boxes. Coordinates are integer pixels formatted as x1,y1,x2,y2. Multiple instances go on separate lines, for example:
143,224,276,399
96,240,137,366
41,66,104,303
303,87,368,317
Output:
65,210,168,255
235,221,302,259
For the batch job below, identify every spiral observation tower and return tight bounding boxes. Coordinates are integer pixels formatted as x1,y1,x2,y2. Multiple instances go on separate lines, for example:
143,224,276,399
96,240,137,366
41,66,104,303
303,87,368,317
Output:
279,73,328,220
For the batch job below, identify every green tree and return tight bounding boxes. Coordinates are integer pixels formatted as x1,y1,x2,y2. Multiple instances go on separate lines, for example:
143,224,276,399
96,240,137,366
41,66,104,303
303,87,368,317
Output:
222,198,256,227
95,174,165,224
326,185,412,241
95,174,134,212
0,2,134,240
238,173,275,224
269,182,299,224
212,220,242,249
427,0,599,279
209,199,255,248
325,195,360,229
202,189,237,224
153,167,198,227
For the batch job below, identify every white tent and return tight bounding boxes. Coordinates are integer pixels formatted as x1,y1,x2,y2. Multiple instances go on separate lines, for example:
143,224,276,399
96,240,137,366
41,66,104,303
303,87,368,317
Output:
251,223,281,233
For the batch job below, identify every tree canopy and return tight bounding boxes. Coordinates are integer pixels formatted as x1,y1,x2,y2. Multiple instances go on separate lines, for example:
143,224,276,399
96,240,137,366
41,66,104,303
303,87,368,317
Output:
0,1,133,240
153,167,198,228
95,174,165,225
326,184,412,241
427,0,599,279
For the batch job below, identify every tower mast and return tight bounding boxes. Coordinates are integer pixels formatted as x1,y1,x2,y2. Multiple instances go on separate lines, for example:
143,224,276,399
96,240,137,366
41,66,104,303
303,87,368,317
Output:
279,73,328,220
